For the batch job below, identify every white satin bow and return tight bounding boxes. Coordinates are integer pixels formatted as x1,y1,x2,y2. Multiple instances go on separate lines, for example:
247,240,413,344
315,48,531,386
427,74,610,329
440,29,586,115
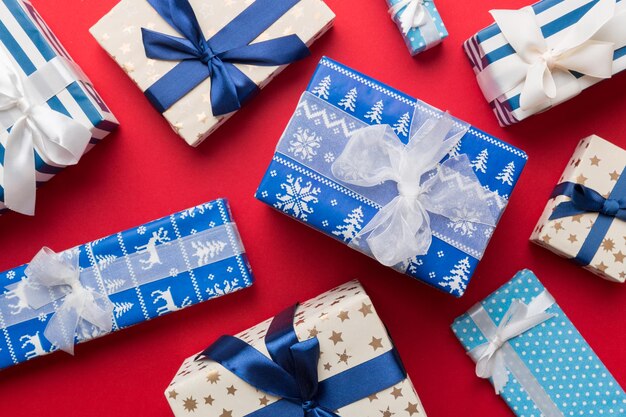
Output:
19,248,114,355
490,0,617,111
331,113,498,267
0,56,91,215
389,0,429,35
469,291,555,394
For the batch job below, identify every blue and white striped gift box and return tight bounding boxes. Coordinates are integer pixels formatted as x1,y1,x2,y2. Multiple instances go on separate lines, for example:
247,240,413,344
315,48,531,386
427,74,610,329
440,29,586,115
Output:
464,0,626,126
0,0,118,214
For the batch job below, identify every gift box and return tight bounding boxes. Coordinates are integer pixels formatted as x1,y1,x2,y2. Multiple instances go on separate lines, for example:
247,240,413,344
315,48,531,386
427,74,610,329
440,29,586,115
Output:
0,0,118,215
387,0,447,55
530,135,626,283
90,0,335,147
165,280,427,417
464,0,626,126
452,269,626,417
256,57,528,297
0,198,253,370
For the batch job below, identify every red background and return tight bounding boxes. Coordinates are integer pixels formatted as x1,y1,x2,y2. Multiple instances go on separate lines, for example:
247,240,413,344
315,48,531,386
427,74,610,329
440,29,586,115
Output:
1,0,625,415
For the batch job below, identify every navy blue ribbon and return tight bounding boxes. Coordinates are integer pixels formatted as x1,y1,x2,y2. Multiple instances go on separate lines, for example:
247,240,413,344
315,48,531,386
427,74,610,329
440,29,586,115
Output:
141,0,310,116
199,304,407,417
548,167,626,265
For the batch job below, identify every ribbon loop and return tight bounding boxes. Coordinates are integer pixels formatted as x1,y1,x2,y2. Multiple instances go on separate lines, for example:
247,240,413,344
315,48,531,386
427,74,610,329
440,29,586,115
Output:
549,182,626,222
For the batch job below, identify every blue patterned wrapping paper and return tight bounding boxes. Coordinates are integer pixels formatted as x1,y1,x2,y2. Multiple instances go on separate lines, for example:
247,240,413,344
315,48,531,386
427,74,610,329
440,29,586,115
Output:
464,0,626,126
0,198,253,370
256,57,528,297
0,0,119,213
452,270,626,417
387,0,447,55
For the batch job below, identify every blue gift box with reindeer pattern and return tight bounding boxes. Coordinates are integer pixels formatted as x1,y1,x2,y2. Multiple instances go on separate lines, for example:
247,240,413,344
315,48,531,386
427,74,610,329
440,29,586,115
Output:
0,198,253,370
256,57,527,297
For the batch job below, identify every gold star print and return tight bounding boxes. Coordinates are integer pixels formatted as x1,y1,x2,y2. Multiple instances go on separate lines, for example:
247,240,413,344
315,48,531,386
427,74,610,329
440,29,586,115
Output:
226,385,237,396
120,43,131,54
197,112,208,123
589,155,601,166
183,397,198,412
610,170,621,181
324,362,332,371
553,221,564,232
204,396,214,405
596,262,609,273
337,349,351,365
568,234,578,244
368,394,378,402
572,214,584,223
206,370,221,384
308,327,320,338
614,251,626,263
576,174,588,185
620,271,626,280
259,396,270,406
390,387,403,399
329,331,343,345
369,337,384,351
381,406,395,417
359,303,373,317
202,92,211,103
601,238,616,252
541,234,551,244
219,409,233,417
405,402,420,415
168,390,179,399
337,310,350,322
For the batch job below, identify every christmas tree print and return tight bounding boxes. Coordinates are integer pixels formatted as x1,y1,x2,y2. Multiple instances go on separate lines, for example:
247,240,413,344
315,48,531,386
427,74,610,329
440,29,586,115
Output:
496,161,516,186
364,100,384,124
95,254,116,270
470,149,489,173
438,257,471,296
448,140,462,158
105,278,126,293
338,88,358,112
312,75,331,99
392,112,411,137
332,206,364,242
191,240,227,266
113,301,134,319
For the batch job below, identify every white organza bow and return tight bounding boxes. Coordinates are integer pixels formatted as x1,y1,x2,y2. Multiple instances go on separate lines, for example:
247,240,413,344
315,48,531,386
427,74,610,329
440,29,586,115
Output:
18,248,114,354
0,57,91,215
490,0,619,111
389,0,429,35
331,113,498,267
469,291,555,394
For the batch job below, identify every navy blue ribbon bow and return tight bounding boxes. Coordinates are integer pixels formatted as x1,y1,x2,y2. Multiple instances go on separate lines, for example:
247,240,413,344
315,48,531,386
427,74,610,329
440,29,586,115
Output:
199,304,407,417
142,0,310,116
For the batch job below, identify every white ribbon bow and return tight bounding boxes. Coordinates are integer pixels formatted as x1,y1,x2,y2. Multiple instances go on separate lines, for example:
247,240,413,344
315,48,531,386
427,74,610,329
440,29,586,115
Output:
331,113,498,267
488,0,619,111
469,291,555,394
17,248,114,355
0,56,92,215
389,0,429,35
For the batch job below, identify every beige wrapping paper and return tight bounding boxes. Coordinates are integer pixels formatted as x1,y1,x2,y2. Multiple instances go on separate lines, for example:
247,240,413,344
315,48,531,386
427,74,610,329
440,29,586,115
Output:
90,0,334,146
165,281,426,417
531,135,626,283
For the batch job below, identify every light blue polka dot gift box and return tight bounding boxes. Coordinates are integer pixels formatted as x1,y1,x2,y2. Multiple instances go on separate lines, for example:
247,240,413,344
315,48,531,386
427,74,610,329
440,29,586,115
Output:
452,269,626,417
387,0,448,55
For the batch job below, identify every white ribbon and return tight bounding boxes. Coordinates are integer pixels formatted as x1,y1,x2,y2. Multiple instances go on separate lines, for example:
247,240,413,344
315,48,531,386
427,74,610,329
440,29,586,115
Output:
331,113,499,267
0,54,92,215
480,0,625,112
14,248,113,355
389,0,429,35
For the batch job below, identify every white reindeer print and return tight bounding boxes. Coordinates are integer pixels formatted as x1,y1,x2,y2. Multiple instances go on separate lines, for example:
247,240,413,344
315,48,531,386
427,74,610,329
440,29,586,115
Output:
20,332,47,360
151,287,191,316
6,280,32,315
135,228,170,270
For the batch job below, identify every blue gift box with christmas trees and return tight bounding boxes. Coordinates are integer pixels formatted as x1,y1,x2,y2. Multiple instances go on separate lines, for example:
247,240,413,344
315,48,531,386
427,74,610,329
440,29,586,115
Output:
256,57,527,297
0,199,253,370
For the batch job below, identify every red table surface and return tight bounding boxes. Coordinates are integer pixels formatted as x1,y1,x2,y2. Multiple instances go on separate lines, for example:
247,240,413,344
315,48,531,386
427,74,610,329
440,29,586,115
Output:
1,0,625,415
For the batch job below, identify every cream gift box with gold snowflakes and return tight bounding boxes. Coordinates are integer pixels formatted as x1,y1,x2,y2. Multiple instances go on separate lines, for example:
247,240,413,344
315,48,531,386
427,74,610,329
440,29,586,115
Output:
165,281,427,417
90,0,334,147
531,135,626,283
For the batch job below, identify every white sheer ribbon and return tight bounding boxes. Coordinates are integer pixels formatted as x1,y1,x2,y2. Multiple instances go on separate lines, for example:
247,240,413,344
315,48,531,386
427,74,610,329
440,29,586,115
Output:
477,0,626,112
468,291,563,417
389,0,440,44
331,112,499,267
0,53,92,215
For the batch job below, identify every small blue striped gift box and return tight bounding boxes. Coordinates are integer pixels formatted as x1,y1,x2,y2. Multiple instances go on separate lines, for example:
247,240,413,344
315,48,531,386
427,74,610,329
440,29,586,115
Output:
0,198,253,370
387,0,447,55
0,0,118,215
452,270,626,417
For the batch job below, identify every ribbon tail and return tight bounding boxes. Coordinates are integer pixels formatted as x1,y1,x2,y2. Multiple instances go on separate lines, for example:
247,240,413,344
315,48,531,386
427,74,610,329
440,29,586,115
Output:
44,298,83,355
3,118,37,215
549,201,585,220
491,351,509,394
209,61,253,116
520,62,555,111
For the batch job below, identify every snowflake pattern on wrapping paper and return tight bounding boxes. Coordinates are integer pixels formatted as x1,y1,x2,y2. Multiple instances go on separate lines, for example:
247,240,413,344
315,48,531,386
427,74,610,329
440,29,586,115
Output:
288,127,322,162
324,152,335,163
6,271,15,280
274,175,321,221
447,207,480,237
137,226,147,235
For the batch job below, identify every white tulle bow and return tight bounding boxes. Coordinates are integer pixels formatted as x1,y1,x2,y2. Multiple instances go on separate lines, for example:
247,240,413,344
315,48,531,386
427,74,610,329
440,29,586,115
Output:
0,57,91,215
331,113,498,267
18,248,114,355
490,0,619,111
389,0,429,35
469,291,555,394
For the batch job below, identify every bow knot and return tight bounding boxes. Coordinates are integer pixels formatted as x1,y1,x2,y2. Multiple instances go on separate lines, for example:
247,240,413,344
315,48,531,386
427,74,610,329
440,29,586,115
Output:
540,49,559,71
397,180,422,199
550,182,626,222
601,198,620,216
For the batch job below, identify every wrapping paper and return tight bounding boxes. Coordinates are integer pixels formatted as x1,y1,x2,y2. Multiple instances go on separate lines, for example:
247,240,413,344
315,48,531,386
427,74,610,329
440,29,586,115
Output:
166,280,426,417
89,0,335,147
464,0,626,126
256,57,527,297
531,135,626,283
0,0,118,214
387,0,447,55
452,269,626,417
0,198,253,370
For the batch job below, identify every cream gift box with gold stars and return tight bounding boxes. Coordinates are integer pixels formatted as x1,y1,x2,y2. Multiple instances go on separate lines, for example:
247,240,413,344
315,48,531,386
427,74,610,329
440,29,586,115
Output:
90,0,334,147
531,135,626,283
165,281,427,417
